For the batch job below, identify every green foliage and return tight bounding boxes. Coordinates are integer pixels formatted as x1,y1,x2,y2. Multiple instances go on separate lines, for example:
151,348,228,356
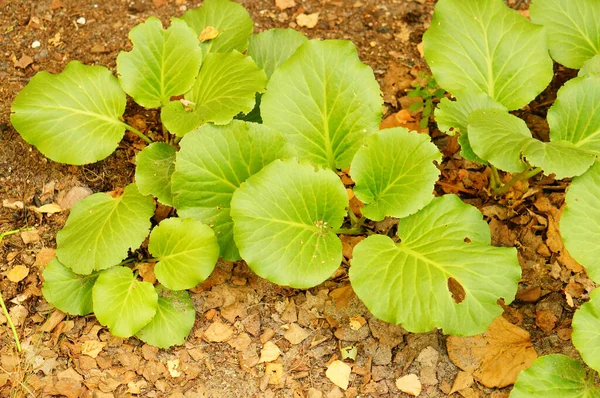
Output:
42,259,98,316
135,142,177,206
572,288,600,374
247,28,308,80
407,75,446,129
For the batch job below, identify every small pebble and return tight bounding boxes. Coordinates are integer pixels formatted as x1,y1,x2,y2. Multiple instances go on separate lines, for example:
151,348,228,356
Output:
31,40,41,48
76,17,86,25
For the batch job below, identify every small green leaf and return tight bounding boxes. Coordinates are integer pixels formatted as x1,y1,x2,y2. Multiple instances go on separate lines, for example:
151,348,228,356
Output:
350,195,520,335
148,218,219,290
261,40,383,170
350,128,441,221
10,61,127,165
248,28,308,79
135,142,177,206
92,267,158,337
580,54,600,77
116,17,201,108
181,0,253,55
172,120,292,261
161,51,267,136
511,354,599,398
562,162,600,283
136,286,196,349
42,259,99,316
572,288,600,373
423,0,553,110
231,159,348,288
56,184,155,274
530,0,600,69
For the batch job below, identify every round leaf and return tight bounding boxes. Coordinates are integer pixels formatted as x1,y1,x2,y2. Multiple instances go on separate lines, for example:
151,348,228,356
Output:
423,0,553,110
511,354,599,398
231,159,348,288
56,184,155,274
580,54,600,77
161,51,267,136
181,0,253,54
261,40,383,170
10,61,126,165
135,142,177,206
572,288,600,373
148,218,219,290
561,161,600,283
136,286,196,349
350,128,441,221
530,0,600,69
92,267,158,337
247,28,308,79
172,120,293,261
42,259,99,316
116,17,202,108
350,195,520,335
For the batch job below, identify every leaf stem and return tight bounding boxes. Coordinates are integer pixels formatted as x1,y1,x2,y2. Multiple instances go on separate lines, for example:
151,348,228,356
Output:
336,227,364,235
489,165,501,190
121,122,152,144
493,167,543,196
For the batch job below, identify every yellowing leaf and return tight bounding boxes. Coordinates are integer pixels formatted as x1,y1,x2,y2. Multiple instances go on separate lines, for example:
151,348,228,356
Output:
326,360,351,390
33,203,62,214
259,341,281,363
7,265,29,283
340,345,357,361
396,374,422,396
349,315,366,330
167,359,182,378
199,26,219,42
265,362,284,385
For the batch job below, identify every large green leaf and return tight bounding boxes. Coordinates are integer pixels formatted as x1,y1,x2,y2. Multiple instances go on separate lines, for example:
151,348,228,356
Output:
161,51,267,136
148,218,219,290
562,162,600,283
92,267,158,338
116,17,201,108
510,354,599,398
350,128,441,221
580,55,600,77
247,28,308,79
172,120,292,261
42,259,99,316
572,288,600,373
261,40,383,170
136,286,196,349
231,159,348,288
56,184,155,275
350,195,520,335
530,0,600,69
135,142,177,206
10,61,127,165
181,0,253,55
423,0,553,110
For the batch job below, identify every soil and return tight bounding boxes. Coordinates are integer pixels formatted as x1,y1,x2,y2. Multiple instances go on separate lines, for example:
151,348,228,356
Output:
0,0,597,397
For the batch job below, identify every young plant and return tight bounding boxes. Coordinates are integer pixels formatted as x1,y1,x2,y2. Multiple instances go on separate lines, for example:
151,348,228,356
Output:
406,74,446,129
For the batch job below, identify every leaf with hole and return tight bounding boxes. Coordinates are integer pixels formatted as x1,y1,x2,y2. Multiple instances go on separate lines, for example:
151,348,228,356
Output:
172,120,293,261
42,259,99,316
10,61,127,165
135,142,177,206
55,184,155,274
350,195,520,335
231,159,348,288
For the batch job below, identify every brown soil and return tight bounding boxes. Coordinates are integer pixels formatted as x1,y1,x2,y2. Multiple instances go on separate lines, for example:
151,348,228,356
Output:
0,0,596,397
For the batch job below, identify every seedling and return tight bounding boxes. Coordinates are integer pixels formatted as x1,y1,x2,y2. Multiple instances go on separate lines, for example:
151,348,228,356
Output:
406,74,446,129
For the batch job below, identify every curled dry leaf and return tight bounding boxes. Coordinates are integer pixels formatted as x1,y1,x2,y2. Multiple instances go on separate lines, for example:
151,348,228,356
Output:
396,374,422,396
199,26,219,42
326,360,351,390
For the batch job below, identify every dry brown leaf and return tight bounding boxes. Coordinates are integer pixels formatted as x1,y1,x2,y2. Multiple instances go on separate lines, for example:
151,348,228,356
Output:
228,332,252,352
203,321,234,342
349,315,366,330
259,341,281,363
81,340,106,358
32,203,62,214
135,262,156,284
339,235,365,260
50,0,64,9
447,316,537,388
21,230,40,244
296,13,319,28
57,186,93,210
13,54,33,69
7,265,29,282
283,323,310,345
326,360,351,390
35,247,56,267
265,362,284,385
396,374,422,396
450,371,474,394
275,0,295,10
167,359,181,378
199,26,219,42
329,284,354,310
40,310,66,332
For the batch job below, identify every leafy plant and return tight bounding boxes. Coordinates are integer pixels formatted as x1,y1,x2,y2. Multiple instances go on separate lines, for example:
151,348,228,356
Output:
406,74,446,129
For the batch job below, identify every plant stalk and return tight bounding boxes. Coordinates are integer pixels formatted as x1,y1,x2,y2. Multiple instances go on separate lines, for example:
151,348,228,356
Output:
493,167,542,196
336,227,364,235
121,122,152,144
489,165,501,190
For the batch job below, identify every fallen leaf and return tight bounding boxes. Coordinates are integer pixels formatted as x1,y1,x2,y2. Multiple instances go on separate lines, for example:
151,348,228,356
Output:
275,0,295,10
447,316,537,388
265,362,284,385
326,360,351,390
50,0,64,9
7,265,29,282
21,230,40,244
57,367,83,383
81,340,106,358
340,345,357,361
228,332,252,352
153,0,168,6
339,235,365,260
34,248,56,267
199,26,219,42
40,310,66,332
535,309,557,332
349,315,366,330
450,371,474,394
57,186,93,210
32,203,62,214
135,262,156,284
259,341,281,363
13,54,33,69
296,13,319,28
395,374,422,396
329,285,354,310
167,359,181,378
283,323,310,345
203,321,234,342
2,199,24,209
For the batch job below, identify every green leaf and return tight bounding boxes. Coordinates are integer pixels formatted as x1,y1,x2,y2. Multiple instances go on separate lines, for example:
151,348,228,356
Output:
248,28,308,79
148,218,219,290
434,91,506,163
92,267,158,338
261,40,383,170
350,128,441,221
423,0,553,110
580,54,600,77
562,162,600,283
530,0,600,69
135,142,177,206
172,120,293,261
161,51,267,136
350,195,520,335
231,159,348,288
572,288,600,373
10,61,127,165
42,259,99,316
116,17,201,108
510,354,599,398
56,184,155,274
136,286,196,349
181,0,253,55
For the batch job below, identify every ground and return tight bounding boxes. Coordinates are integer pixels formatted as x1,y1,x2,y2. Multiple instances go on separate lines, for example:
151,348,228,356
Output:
0,0,597,397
